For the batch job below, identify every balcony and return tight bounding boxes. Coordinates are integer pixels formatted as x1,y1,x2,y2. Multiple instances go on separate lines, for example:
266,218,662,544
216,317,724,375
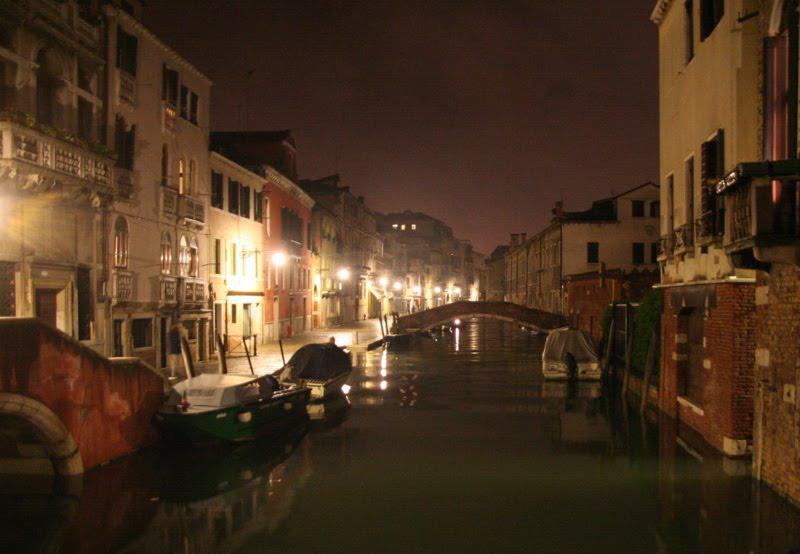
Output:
177,194,206,228
178,277,206,305
118,72,136,106
111,270,134,303
161,187,177,216
659,234,675,260
717,162,800,267
674,223,694,253
0,115,113,201
158,275,177,305
115,167,134,200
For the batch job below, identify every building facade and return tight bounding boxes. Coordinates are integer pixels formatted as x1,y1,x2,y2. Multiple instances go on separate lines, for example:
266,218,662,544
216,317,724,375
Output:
0,0,115,354
300,174,383,325
652,0,761,457
103,1,213,367
208,152,265,354
486,245,508,301
506,183,660,315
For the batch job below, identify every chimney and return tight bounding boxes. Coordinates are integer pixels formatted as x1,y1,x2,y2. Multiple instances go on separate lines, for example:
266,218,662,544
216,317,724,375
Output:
520,233,527,243
358,195,365,204
510,233,519,248
553,201,564,218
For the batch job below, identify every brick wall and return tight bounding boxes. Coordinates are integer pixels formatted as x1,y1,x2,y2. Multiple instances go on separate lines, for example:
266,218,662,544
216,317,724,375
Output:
659,282,755,455
565,270,658,345
755,263,800,506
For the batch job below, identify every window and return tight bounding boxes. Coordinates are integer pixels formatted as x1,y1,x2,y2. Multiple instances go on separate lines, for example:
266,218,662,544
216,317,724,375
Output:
411,224,417,230
77,97,93,141
178,158,186,194
160,232,172,274
633,242,645,265
114,217,129,268
228,180,240,215
401,224,406,230
679,307,705,404
213,238,222,274
392,224,398,229
189,237,199,277
161,144,169,187
240,185,251,218
281,208,304,244
587,242,599,264
231,304,237,324
230,243,237,275
180,85,189,119
190,91,198,124
307,222,312,250
701,131,725,235
211,171,224,208
179,235,190,276
685,156,695,226
116,26,138,76
114,116,136,170
254,191,263,222
183,320,197,340
265,197,271,236
667,174,675,232
131,318,153,349
35,49,59,126
188,160,196,194
77,267,92,341
651,242,660,263
162,64,179,106
685,0,694,63
650,201,660,217
632,200,645,217
700,0,723,41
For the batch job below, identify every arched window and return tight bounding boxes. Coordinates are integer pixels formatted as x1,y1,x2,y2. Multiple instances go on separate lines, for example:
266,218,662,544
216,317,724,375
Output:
0,27,14,109
160,144,169,187
114,217,129,268
35,49,62,127
160,231,172,274
178,157,186,194
178,235,190,276
188,159,196,195
189,237,199,277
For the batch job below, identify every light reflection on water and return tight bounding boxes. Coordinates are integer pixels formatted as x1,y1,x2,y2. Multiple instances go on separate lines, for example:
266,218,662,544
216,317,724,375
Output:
2,317,800,553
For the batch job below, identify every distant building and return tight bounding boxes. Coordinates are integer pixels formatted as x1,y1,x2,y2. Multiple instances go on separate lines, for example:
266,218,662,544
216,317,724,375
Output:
506,183,660,315
299,174,383,325
486,246,509,301
211,131,314,338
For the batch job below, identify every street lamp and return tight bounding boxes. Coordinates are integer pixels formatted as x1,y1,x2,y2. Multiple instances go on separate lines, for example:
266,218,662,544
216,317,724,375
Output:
337,268,350,281
392,281,402,291
453,286,462,296
413,286,421,296
434,286,442,294
379,276,389,287
271,252,287,266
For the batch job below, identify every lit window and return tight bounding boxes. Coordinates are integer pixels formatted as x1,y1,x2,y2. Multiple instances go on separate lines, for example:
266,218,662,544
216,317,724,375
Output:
401,224,406,230
189,237,199,277
411,224,416,230
160,231,172,274
179,235,190,276
392,224,398,229
114,217,129,268
178,158,186,194
188,159,196,194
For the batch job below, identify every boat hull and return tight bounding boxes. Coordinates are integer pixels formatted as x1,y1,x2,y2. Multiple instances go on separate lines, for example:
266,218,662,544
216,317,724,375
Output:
157,387,311,446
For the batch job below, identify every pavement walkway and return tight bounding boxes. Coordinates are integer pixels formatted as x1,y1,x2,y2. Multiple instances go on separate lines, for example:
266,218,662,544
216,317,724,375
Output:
194,318,386,376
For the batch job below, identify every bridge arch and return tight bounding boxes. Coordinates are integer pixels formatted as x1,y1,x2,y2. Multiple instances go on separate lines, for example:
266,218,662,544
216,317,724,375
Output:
395,301,567,333
0,393,83,476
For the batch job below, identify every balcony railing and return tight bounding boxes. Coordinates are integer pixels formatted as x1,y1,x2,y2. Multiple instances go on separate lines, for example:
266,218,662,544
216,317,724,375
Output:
674,223,694,251
159,275,177,304
0,118,113,193
659,234,675,259
119,73,136,106
178,277,206,304
115,167,134,200
177,194,205,225
111,269,134,302
161,187,177,216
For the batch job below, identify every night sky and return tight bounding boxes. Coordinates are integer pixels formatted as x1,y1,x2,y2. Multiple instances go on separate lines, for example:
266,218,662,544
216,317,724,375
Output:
145,1,658,255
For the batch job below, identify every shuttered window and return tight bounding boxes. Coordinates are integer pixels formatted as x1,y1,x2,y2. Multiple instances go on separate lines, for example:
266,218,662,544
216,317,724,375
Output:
228,180,240,215
701,130,725,236
116,26,138,76
211,171,224,209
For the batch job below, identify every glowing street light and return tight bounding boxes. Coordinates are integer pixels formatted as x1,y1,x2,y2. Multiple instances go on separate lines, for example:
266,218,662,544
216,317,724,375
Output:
337,268,350,281
413,286,422,295
393,281,402,291
434,286,442,294
453,286,462,296
271,252,287,266
379,276,389,287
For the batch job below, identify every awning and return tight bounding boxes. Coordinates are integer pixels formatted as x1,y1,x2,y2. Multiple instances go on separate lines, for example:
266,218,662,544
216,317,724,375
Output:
715,160,800,194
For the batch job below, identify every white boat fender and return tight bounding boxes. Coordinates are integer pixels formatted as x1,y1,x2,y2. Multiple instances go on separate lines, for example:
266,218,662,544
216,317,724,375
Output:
237,411,252,423
283,402,293,411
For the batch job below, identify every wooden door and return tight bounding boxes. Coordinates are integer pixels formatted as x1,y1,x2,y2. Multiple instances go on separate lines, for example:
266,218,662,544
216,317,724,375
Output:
685,308,705,405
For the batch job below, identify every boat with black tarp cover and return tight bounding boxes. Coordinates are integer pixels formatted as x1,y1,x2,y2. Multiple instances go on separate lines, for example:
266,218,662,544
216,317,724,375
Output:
277,343,352,400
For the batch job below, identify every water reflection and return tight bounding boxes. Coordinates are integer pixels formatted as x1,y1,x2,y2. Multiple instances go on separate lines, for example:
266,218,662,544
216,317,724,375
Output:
2,318,800,552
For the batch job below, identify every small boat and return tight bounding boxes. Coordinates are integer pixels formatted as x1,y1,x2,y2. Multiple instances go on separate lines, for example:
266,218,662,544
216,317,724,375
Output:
541,327,601,381
157,373,310,446
277,343,352,401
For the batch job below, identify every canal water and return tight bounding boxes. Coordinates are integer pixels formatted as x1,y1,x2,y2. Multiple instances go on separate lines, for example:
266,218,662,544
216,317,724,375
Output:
3,318,800,553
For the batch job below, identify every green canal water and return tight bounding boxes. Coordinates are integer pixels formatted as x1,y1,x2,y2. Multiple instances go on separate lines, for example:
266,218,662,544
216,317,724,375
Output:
2,318,800,553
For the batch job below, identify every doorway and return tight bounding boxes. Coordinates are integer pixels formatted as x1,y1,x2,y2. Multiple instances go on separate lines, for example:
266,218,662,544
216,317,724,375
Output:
199,319,207,361
113,319,124,357
34,289,58,329
160,317,168,368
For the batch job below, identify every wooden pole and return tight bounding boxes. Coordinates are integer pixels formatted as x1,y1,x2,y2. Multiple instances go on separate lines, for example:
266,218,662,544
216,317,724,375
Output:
278,338,286,366
243,336,255,375
215,333,228,374
640,328,657,412
621,306,634,397
602,318,615,376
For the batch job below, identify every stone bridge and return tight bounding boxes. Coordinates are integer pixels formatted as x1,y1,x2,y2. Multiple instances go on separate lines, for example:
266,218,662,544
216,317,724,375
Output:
0,318,166,476
395,301,567,332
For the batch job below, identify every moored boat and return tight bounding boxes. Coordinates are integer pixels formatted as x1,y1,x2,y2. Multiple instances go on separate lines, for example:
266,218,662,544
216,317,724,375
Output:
157,373,310,446
541,327,601,381
277,343,352,401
